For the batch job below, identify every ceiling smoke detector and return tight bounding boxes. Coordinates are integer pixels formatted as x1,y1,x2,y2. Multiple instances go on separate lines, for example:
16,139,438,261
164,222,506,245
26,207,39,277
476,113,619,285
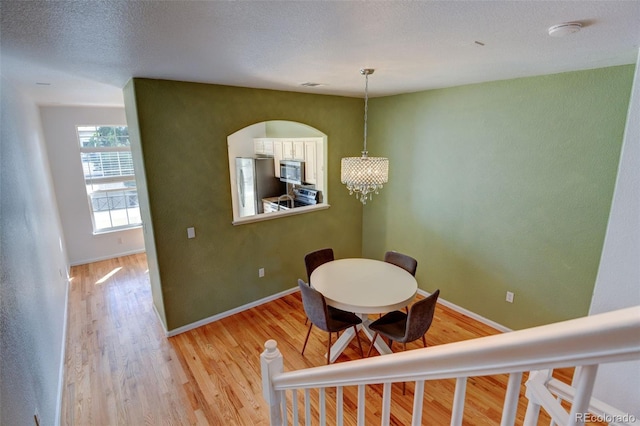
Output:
548,22,582,37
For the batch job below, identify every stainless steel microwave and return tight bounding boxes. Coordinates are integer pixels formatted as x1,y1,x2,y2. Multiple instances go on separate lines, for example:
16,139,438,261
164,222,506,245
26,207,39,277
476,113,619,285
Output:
279,160,305,185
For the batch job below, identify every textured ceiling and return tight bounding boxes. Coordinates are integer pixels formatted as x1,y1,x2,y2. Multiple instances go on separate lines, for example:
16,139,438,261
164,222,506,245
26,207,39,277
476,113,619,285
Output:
1,1,639,106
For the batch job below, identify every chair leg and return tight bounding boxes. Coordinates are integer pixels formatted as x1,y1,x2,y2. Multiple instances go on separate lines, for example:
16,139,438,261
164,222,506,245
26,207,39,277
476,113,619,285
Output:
353,326,364,358
422,335,427,347
301,323,313,355
327,332,332,365
367,332,380,357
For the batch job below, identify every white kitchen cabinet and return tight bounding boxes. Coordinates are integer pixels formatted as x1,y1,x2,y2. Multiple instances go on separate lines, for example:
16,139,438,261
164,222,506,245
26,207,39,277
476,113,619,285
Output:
293,140,305,160
273,140,283,177
253,138,274,156
274,138,304,176
280,139,305,161
282,140,293,159
263,139,274,156
271,137,323,187
304,140,317,184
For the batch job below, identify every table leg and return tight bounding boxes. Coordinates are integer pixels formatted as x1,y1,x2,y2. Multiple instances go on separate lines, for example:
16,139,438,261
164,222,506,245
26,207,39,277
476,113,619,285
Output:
326,314,392,362
360,315,392,356
327,327,356,363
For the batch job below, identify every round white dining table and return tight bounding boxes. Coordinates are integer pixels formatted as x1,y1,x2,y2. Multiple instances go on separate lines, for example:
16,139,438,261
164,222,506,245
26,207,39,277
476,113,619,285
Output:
310,258,418,362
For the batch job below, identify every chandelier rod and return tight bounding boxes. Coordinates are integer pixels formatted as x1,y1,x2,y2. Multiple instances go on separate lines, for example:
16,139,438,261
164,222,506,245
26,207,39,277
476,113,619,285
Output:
361,68,374,157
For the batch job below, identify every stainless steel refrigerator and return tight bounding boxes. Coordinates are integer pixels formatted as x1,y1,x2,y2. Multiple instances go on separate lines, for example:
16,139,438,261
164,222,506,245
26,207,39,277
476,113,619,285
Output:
236,157,283,217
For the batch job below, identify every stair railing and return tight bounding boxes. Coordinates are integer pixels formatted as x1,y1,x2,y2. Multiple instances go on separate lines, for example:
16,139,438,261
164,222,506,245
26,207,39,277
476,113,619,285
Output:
261,306,640,425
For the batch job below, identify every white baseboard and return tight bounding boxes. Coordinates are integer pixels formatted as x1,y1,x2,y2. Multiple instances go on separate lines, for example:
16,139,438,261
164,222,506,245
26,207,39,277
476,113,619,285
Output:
153,303,169,335
166,287,300,337
166,287,511,337
69,248,147,266
417,288,512,333
55,276,71,426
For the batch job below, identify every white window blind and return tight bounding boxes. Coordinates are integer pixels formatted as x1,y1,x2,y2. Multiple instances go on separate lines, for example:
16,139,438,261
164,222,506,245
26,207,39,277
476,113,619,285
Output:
77,125,141,232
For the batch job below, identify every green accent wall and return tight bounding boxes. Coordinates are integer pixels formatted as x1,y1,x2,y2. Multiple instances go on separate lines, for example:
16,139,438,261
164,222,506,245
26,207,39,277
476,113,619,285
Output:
124,79,364,331
125,66,633,333
363,66,634,329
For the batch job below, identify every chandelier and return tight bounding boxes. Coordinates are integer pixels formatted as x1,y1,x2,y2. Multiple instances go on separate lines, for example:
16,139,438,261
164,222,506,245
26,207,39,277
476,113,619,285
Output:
341,69,389,204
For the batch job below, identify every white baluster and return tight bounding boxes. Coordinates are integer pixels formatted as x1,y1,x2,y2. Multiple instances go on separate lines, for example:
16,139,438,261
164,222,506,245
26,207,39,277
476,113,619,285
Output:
357,385,366,426
550,367,560,426
319,387,326,425
451,377,467,426
305,388,311,426
411,380,425,426
568,365,598,426
282,396,288,426
261,340,284,426
336,386,344,426
501,372,523,426
292,389,299,425
381,382,392,426
523,399,541,426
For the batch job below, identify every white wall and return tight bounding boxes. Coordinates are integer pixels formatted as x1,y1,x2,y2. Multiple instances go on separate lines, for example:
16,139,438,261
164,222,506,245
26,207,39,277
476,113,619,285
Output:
1,79,69,426
40,106,145,265
589,51,640,417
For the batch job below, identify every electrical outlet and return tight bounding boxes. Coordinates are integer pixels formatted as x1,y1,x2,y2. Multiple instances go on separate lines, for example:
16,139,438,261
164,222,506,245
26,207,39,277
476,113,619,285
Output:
187,227,196,239
258,268,265,278
506,291,514,303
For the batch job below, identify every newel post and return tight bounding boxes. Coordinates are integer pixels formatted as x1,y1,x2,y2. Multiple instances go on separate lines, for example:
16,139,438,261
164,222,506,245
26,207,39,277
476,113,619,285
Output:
261,339,284,425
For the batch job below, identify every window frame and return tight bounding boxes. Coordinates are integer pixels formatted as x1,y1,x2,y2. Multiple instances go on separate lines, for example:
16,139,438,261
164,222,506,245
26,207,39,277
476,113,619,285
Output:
76,125,142,233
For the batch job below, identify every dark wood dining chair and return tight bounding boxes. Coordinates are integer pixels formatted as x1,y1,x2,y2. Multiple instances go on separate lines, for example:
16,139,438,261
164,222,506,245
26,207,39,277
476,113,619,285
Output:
303,248,335,325
305,248,334,282
367,289,440,392
298,279,364,364
384,251,418,276
384,251,418,314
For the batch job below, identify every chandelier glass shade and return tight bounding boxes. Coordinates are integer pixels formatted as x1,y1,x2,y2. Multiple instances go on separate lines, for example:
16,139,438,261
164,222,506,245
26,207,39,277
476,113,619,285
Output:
340,69,389,204
341,155,388,204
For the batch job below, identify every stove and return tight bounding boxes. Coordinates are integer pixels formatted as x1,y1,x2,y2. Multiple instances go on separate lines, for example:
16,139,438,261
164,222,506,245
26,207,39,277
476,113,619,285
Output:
293,187,320,206
274,199,307,209
266,187,321,212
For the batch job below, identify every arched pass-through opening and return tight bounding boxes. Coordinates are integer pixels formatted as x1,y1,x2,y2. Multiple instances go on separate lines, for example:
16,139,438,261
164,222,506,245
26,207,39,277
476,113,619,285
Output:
227,120,329,225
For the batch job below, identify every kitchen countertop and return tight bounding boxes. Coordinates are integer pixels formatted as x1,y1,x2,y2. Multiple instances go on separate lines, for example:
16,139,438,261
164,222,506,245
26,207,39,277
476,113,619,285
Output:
262,196,295,210
233,200,330,225
262,196,282,203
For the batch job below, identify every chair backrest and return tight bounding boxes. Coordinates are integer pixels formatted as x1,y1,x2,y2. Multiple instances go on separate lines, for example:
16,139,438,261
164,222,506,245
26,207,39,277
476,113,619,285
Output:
404,289,440,343
298,279,330,332
384,251,418,276
305,248,334,282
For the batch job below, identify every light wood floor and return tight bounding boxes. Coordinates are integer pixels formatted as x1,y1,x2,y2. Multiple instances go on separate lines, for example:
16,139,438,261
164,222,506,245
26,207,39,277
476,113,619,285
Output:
61,253,599,425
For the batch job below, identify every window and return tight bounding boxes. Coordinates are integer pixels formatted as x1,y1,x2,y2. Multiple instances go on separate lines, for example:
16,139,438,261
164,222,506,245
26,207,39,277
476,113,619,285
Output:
76,125,141,232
